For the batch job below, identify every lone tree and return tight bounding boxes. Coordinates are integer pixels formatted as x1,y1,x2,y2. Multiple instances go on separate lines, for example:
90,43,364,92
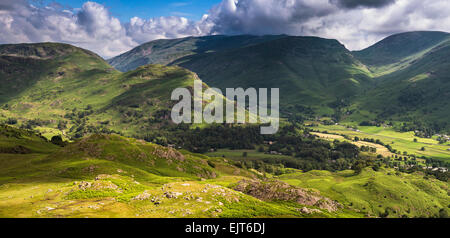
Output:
51,135,66,147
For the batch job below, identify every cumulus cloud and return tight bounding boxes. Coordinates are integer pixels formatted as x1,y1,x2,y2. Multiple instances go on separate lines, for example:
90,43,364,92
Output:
1,0,450,57
207,0,338,35
205,0,450,50
125,15,212,44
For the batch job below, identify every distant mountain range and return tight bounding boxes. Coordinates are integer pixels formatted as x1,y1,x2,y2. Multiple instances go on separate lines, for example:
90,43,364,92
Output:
108,31,450,132
0,31,449,136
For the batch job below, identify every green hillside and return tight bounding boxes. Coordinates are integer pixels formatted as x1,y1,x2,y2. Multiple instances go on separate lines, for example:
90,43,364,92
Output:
279,168,449,218
109,35,374,116
0,36,448,218
347,32,450,133
108,32,450,134
353,31,450,68
0,43,220,139
0,125,447,218
0,125,356,218
108,35,285,72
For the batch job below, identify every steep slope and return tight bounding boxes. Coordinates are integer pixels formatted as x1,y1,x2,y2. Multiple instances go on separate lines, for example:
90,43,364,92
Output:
0,43,226,139
109,35,373,116
353,31,450,76
108,35,285,72
0,42,113,103
354,31,450,67
348,33,450,133
175,36,372,112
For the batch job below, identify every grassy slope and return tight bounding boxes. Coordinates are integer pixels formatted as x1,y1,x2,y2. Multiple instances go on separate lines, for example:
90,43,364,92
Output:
4,126,446,218
0,126,355,218
0,42,259,139
0,43,231,138
107,35,286,72
279,168,449,218
353,31,450,68
349,32,450,132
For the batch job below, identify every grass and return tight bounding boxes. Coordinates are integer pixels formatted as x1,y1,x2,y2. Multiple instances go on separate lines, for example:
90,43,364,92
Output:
0,125,448,218
279,168,449,218
313,124,450,162
0,126,335,218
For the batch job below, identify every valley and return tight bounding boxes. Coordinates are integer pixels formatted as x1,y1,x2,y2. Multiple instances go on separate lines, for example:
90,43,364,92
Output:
0,31,449,218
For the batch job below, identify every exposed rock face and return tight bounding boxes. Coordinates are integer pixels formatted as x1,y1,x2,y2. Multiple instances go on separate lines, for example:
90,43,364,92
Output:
152,147,185,161
233,179,342,212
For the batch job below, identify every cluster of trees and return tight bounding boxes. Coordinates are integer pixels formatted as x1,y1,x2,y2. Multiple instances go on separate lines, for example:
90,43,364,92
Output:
140,124,264,152
140,123,374,173
64,106,95,122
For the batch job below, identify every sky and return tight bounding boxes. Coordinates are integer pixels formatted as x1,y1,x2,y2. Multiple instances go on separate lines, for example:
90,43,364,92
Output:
37,0,221,21
1,0,450,58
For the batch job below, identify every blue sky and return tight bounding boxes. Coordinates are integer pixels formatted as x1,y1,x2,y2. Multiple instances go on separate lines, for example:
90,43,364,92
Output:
40,0,221,21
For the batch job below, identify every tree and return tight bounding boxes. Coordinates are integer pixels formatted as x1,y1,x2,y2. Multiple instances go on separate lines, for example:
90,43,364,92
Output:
50,135,66,147
57,120,67,130
258,146,264,152
6,118,17,125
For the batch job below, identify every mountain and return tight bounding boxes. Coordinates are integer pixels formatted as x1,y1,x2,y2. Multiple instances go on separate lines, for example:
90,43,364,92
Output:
109,35,374,116
108,35,285,72
3,32,450,134
0,43,218,139
108,32,450,132
347,32,450,132
353,31,450,68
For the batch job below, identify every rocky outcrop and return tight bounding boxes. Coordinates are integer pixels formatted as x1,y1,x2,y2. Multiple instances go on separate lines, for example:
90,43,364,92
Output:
233,179,342,212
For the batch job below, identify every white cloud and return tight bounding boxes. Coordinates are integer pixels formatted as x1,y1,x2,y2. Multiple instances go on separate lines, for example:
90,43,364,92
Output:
204,0,450,50
1,0,450,58
0,1,136,58
125,15,211,44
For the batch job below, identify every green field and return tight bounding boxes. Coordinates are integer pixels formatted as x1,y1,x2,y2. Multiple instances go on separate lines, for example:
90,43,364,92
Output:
313,124,450,162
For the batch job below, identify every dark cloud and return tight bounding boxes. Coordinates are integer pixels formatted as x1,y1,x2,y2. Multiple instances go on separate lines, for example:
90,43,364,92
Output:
208,0,337,35
0,0,28,10
330,0,396,9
